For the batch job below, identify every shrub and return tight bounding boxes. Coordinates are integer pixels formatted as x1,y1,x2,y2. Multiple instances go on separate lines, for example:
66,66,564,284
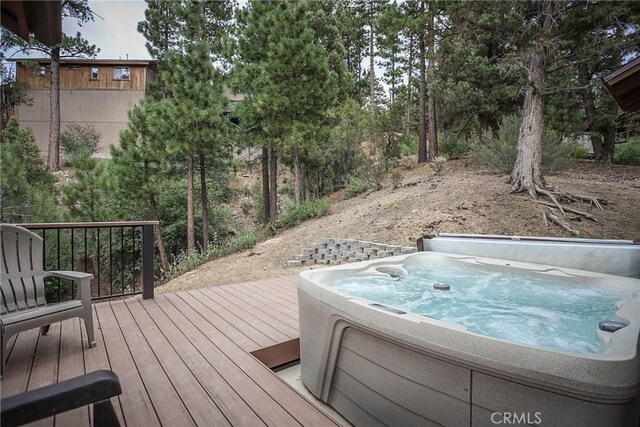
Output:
399,134,419,157
614,138,640,165
439,138,470,159
369,161,386,191
391,169,403,189
165,227,262,282
345,176,370,197
470,114,584,174
60,124,101,157
278,198,331,228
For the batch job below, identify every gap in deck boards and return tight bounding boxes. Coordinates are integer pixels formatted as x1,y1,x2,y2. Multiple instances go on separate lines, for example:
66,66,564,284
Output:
250,338,300,371
251,338,351,426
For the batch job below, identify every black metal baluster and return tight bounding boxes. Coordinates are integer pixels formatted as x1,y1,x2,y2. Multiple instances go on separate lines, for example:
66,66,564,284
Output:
120,227,125,295
96,228,101,297
109,227,113,297
84,228,88,272
71,228,75,299
41,229,46,271
131,227,136,293
57,228,61,302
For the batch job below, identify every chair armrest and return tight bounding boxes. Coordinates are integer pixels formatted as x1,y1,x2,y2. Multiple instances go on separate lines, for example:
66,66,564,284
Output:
0,370,121,427
48,271,93,281
47,271,93,302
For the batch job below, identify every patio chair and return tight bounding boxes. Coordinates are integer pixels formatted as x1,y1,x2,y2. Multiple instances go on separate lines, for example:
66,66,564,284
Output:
1,224,96,377
1,370,122,427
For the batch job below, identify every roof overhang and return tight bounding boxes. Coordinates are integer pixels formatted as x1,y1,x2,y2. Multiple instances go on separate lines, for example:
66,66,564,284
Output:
1,1,62,47
10,58,157,67
603,56,640,115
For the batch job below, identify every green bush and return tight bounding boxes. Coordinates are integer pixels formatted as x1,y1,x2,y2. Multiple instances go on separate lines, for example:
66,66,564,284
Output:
399,134,419,157
345,176,370,197
614,139,640,165
251,180,265,224
60,124,101,157
0,119,57,222
165,227,262,282
391,169,403,189
278,198,331,228
470,114,584,174
439,138,470,159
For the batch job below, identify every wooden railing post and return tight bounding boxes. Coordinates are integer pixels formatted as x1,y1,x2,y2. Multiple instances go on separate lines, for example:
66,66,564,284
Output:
141,224,154,299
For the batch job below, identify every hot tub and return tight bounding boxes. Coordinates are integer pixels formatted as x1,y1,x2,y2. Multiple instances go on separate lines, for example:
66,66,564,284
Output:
298,252,640,427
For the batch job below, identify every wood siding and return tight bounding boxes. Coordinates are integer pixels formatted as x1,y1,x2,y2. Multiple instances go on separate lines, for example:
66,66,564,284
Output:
17,63,148,91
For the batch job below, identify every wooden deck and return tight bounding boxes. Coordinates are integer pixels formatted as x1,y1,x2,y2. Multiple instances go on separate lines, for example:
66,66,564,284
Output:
1,276,338,426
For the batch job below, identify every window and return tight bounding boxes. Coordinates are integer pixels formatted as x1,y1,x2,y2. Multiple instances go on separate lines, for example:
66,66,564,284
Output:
66,65,80,70
36,65,46,77
113,67,130,80
91,66,99,80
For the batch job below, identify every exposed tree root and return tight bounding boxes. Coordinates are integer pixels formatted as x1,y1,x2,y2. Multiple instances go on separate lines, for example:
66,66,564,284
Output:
536,201,597,221
543,207,580,235
532,187,606,234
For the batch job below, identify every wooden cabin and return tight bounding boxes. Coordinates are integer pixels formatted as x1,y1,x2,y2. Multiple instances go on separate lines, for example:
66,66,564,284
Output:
12,58,157,156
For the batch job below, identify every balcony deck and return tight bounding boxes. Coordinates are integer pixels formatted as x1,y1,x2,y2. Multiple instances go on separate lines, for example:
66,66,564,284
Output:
1,276,338,426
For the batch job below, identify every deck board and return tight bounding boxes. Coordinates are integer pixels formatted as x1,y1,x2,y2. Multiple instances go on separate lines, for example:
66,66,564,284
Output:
55,318,90,427
1,275,337,427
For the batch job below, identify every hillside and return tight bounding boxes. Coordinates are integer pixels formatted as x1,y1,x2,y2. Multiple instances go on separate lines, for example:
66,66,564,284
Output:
158,158,640,293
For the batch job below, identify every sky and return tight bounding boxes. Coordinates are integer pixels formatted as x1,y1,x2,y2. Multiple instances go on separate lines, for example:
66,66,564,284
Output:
64,0,151,60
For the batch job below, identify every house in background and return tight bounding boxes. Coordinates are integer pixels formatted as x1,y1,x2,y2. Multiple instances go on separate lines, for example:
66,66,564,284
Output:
11,58,157,156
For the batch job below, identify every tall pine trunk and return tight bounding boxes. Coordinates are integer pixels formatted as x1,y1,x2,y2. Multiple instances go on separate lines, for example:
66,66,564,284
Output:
417,0,427,163
600,125,616,165
186,153,195,251
292,145,301,204
405,34,414,137
582,63,616,164
268,146,278,221
510,48,546,196
510,1,554,196
426,5,437,161
48,47,61,171
369,7,376,156
199,154,209,248
261,146,271,224
149,194,169,275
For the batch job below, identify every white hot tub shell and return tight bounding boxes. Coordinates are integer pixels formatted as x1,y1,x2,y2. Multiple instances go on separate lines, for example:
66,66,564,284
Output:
298,252,640,427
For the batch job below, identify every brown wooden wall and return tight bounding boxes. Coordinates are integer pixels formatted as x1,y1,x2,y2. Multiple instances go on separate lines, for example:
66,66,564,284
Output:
17,63,148,91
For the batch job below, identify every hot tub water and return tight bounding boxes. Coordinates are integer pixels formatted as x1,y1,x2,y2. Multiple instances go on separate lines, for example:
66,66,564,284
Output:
328,264,627,354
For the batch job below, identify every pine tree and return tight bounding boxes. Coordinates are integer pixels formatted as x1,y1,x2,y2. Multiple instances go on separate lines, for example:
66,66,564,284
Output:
62,149,107,221
235,0,345,212
138,0,233,251
0,119,57,222
1,0,98,171
110,100,170,274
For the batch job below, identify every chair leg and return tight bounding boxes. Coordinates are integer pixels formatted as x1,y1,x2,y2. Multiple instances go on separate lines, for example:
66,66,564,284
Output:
84,313,96,348
1,334,6,378
40,325,50,335
93,399,120,427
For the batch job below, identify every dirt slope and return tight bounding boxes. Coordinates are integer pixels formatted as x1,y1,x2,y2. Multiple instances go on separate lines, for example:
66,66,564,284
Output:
158,159,640,293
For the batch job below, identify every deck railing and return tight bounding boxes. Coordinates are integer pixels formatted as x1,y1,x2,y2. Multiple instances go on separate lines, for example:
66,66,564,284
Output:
19,221,157,301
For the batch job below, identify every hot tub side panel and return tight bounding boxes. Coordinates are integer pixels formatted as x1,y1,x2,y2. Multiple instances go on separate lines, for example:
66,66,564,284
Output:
298,288,471,426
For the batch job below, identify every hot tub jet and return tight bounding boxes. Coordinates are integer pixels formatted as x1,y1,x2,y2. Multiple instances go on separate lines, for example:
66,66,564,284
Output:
433,282,450,291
